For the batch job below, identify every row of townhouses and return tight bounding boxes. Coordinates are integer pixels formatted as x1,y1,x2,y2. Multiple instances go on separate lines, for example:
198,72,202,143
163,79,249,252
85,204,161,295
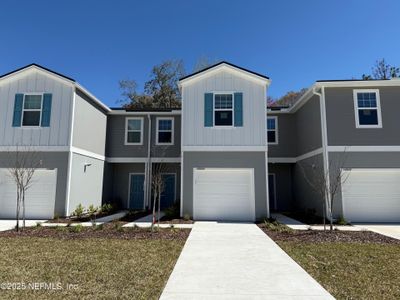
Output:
0,62,399,222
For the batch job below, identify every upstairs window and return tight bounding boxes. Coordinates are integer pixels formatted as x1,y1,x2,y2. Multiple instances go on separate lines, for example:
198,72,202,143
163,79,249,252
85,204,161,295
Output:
214,93,233,126
267,116,278,144
22,94,42,126
157,117,174,145
125,118,143,145
353,90,382,128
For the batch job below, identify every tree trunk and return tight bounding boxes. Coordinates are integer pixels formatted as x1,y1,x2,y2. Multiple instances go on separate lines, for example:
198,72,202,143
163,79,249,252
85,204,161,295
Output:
157,193,161,225
22,190,26,229
323,201,326,231
152,191,157,230
15,187,20,232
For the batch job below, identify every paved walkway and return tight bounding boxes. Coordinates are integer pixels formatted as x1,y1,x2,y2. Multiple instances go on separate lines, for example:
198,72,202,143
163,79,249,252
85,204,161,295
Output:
355,224,400,240
160,222,333,299
0,220,46,232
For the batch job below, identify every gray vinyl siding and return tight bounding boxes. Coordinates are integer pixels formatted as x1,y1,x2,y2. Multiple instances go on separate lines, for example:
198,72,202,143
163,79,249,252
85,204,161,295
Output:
0,151,69,217
182,151,267,220
325,86,400,146
182,70,267,147
292,154,324,216
295,95,322,156
105,114,181,158
104,162,181,209
0,69,73,146
328,151,400,218
267,114,297,157
68,152,104,213
268,163,294,211
72,89,107,156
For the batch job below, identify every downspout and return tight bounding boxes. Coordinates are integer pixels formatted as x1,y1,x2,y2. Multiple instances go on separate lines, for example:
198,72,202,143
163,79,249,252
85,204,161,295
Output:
313,86,331,220
146,114,152,209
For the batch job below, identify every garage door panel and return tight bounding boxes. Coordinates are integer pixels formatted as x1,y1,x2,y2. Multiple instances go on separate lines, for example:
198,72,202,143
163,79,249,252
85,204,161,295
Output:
194,168,255,222
342,169,400,223
0,169,57,219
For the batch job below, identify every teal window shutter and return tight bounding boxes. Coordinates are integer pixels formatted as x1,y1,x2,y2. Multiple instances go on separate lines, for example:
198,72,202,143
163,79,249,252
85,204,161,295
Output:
234,92,243,127
41,93,52,127
204,93,213,127
12,94,24,127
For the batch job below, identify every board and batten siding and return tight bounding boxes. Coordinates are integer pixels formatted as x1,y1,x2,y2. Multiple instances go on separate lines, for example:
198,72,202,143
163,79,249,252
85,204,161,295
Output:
72,89,107,156
182,70,267,147
0,69,74,146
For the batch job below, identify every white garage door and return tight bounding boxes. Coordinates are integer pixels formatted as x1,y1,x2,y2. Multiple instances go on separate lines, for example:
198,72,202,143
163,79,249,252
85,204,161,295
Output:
342,169,400,223
0,169,57,219
193,168,255,221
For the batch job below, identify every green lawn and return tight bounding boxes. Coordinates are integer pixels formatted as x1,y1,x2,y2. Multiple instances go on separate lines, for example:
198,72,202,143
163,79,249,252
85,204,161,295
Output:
0,236,185,299
277,241,400,299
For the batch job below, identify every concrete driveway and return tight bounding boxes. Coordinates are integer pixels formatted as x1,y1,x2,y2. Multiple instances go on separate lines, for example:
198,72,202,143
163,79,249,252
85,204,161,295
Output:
355,224,400,240
160,222,333,299
0,220,46,232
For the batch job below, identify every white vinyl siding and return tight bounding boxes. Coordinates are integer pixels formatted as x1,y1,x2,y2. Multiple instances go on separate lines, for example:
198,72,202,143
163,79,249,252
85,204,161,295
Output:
182,70,267,147
0,69,74,146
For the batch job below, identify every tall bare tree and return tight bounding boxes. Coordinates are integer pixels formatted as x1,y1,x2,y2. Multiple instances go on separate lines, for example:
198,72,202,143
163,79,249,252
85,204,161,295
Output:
193,56,218,72
8,147,41,231
151,163,169,229
362,58,400,80
270,88,307,107
299,150,350,231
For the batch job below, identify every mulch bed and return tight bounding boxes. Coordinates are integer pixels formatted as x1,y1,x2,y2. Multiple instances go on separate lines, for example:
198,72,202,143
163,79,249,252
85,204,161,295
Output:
47,211,115,223
0,222,190,241
258,224,400,244
119,210,151,223
159,217,194,224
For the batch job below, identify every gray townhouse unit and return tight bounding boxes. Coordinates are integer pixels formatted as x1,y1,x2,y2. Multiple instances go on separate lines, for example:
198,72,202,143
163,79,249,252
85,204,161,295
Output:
0,62,400,223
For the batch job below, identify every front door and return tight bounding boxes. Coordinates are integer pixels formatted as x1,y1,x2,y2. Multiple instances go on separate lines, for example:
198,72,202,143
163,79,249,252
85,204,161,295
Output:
129,174,145,209
160,174,175,209
268,174,276,211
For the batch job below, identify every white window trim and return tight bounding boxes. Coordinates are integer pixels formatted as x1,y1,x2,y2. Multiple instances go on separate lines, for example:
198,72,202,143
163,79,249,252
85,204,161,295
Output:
156,117,174,145
267,116,278,145
21,93,43,128
125,117,144,145
213,92,235,128
353,89,382,129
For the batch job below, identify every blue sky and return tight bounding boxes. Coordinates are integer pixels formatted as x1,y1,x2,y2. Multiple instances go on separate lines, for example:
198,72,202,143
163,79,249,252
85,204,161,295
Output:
1,0,399,106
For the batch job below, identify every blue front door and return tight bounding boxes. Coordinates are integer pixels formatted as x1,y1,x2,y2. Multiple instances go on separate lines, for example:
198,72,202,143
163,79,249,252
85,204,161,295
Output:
129,174,145,209
160,174,175,209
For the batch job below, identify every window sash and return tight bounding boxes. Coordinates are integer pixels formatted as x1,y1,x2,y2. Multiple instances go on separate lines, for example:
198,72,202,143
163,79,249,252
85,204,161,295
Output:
354,90,382,128
267,117,278,144
22,94,43,127
213,93,234,126
157,118,173,144
126,118,142,144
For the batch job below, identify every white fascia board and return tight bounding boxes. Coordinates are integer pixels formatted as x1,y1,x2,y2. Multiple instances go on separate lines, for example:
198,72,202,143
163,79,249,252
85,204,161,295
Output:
0,66,75,87
70,146,105,161
106,157,181,163
179,63,270,87
328,146,400,152
108,111,181,116
315,80,400,88
182,145,268,152
74,83,110,112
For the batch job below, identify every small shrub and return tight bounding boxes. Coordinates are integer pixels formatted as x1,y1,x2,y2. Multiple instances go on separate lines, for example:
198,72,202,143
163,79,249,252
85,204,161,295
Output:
72,204,85,219
53,213,60,220
336,216,348,225
35,222,42,228
87,205,98,216
114,222,124,232
183,214,191,221
164,203,179,218
263,219,293,233
101,203,113,214
95,224,104,230
70,224,83,233
56,226,67,232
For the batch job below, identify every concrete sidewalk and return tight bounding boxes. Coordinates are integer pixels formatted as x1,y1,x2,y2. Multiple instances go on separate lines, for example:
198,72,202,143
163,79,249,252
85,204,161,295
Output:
0,220,46,232
355,224,400,240
160,222,333,299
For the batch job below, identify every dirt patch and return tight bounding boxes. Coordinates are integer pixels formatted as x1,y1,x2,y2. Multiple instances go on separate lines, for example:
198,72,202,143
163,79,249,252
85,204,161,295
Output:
258,224,400,244
0,222,190,241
